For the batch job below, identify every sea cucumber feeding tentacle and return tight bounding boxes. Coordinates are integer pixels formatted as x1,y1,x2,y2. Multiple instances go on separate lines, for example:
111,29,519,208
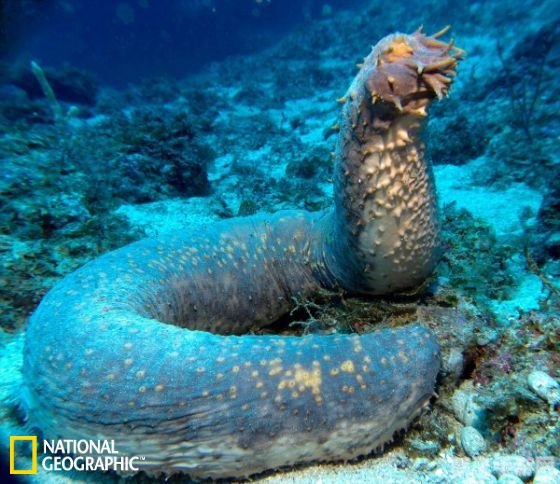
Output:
22,29,463,479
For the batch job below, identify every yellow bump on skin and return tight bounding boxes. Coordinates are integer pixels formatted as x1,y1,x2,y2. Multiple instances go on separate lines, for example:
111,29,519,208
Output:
196,367,205,374
381,357,388,366
323,355,331,361
330,368,340,376
269,367,283,376
243,362,252,368
397,129,411,143
256,381,264,389
138,386,147,393
278,366,323,395
274,396,282,404
123,342,133,350
340,360,355,373
291,391,299,398
251,370,259,378
232,365,240,373
260,359,267,366
260,391,268,398
386,39,413,58
399,351,409,364
216,356,225,363
362,365,369,372
155,384,165,392
85,349,94,356
106,373,115,381
216,394,224,401
241,403,250,411
216,373,224,380
202,390,210,397
128,400,136,407
124,358,133,367
364,355,372,364
136,370,146,378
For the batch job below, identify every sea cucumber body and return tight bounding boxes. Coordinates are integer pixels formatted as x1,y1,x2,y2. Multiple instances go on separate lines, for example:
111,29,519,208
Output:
22,30,462,478
23,212,438,477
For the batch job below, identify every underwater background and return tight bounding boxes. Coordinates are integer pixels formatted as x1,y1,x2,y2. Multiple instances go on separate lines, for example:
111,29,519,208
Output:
0,0,559,482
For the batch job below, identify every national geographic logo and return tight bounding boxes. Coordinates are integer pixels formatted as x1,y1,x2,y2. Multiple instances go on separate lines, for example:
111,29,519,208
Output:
8,437,144,475
9,436,37,475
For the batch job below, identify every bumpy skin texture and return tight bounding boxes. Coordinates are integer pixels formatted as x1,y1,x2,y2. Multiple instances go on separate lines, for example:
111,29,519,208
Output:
22,30,462,479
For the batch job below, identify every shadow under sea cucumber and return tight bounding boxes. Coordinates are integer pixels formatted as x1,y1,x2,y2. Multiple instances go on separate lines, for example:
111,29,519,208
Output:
21,28,463,479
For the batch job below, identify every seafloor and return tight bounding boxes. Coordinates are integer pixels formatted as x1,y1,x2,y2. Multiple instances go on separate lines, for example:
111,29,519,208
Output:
0,0,559,482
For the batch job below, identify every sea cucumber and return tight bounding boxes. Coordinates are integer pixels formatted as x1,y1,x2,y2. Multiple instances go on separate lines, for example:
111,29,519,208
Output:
22,28,463,479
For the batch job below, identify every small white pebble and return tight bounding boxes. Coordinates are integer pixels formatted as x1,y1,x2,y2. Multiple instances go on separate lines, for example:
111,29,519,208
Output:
460,426,487,458
490,455,535,481
455,467,497,484
497,474,524,484
527,370,560,406
533,465,560,484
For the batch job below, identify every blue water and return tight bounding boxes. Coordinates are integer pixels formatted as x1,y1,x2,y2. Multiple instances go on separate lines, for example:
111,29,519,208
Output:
3,0,362,85
0,0,559,481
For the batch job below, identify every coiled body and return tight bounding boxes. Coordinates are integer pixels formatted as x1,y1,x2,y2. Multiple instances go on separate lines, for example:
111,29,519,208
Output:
22,30,462,479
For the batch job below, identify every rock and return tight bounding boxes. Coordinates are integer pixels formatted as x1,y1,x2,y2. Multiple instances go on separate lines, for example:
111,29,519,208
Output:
533,465,560,484
455,466,497,484
452,388,487,431
497,474,524,484
443,347,465,382
408,438,440,454
527,370,560,406
490,455,535,481
412,457,437,471
460,426,487,457
12,64,99,105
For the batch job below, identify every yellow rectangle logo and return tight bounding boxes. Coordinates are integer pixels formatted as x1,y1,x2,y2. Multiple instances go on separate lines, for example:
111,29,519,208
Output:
9,436,37,474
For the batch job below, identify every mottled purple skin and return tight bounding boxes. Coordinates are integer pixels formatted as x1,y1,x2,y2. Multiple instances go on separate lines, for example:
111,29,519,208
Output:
22,30,462,479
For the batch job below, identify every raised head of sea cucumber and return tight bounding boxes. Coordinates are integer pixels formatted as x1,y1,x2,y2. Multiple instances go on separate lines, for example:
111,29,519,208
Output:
21,28,463,479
